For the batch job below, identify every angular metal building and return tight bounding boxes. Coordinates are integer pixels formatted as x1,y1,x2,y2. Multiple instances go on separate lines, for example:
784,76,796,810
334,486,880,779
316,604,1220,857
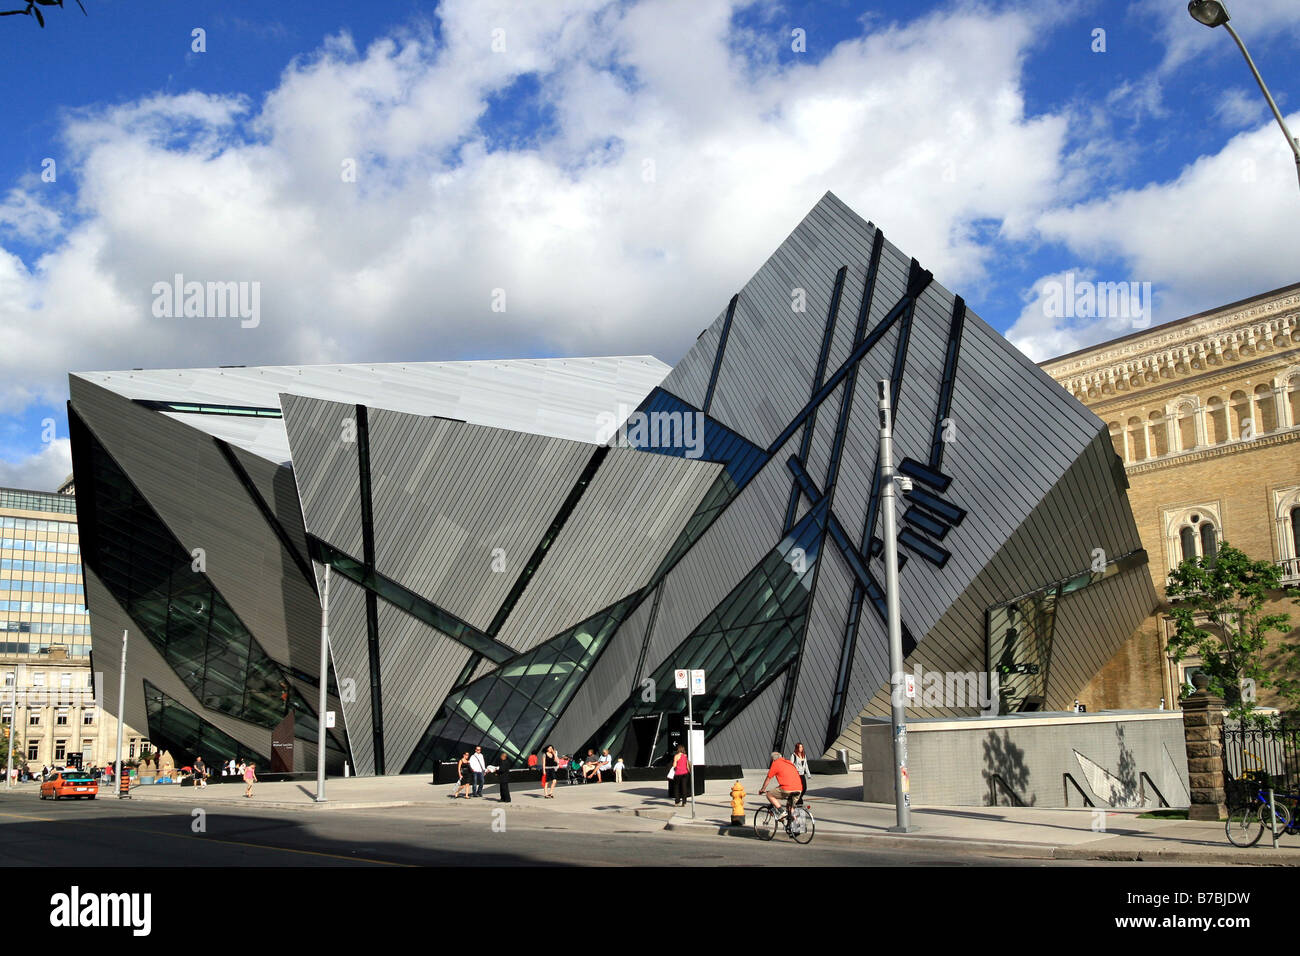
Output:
70,193,1157,773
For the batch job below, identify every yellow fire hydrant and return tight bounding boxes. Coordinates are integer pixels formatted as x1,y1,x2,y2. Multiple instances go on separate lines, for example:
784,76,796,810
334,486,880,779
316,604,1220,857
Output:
729,780,746,826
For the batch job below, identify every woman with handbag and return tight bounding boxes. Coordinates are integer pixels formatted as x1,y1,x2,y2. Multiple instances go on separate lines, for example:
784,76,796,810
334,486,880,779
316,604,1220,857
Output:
669,744,690,806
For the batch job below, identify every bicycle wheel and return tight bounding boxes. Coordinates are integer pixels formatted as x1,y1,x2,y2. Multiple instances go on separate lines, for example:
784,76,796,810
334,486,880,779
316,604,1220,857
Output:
1261,800,1292,840
1224,804,1265,848
791,807,815,845
753,806,778,841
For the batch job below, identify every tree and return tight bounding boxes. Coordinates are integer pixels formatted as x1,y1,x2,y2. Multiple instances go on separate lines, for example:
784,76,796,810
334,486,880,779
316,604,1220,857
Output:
1,722,27,773
1165,541,1297,724
0,0,86,28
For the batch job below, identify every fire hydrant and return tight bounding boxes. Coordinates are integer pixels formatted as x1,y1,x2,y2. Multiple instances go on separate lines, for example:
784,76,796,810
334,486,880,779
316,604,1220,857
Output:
729,780,746,826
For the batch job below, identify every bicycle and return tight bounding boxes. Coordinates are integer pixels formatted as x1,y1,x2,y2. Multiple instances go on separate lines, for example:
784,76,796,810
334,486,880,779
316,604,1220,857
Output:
753,794,815,845
1224,786,1300,847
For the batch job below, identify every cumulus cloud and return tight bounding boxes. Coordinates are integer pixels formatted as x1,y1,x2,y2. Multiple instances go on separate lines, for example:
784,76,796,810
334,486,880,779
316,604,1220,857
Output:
0,0,1073,426
0,439,71,493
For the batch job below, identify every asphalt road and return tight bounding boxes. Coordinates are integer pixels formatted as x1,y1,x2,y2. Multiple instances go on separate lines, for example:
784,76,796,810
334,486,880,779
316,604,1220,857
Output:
0,793,1201,867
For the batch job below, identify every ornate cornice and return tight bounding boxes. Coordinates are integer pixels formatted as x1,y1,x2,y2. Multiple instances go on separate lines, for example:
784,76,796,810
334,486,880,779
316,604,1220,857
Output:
1085,353,1297,417
1124,426,1300,475
1041,292,1300,401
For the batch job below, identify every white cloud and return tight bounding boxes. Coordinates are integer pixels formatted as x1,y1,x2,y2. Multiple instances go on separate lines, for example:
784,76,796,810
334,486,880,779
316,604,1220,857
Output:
1013,115,1300,360
0,0,1078,427
0,439,71,493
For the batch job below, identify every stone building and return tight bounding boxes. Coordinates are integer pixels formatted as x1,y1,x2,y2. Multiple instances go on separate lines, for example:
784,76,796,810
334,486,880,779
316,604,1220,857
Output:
0,485,147,772
1041,282,1300,709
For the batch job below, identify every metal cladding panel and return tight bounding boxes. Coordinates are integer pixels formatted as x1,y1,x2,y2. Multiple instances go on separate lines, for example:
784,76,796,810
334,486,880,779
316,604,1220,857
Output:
830,429,1156,757
546,589,656,752
783,540,855,751
75,356,669,462
374,598,473,771
495,449,721,653
69,378,314,666
324,571,374,776
83,564,278,761
704,675,786,767
280,393,365,559
635,429,801,682
366,406,592,630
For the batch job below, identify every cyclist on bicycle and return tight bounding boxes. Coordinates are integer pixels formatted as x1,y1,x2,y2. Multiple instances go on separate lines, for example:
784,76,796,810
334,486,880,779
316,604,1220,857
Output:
759,750,803,816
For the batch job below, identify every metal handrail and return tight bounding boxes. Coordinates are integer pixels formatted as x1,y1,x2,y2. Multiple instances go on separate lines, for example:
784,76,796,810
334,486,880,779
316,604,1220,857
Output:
1063,773,1095,808
986,773,1026,807
1138,771,1170,808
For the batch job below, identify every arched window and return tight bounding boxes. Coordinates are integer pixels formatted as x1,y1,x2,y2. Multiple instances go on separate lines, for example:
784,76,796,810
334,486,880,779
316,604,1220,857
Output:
1289,380,1299,429
1206,396,1228,444
1180,526,1197,564
1253,383,1277,433
1292,506,1300,559
1108,422,1124,460
1230,389,1251,439
1148,410,1169,457
1200,523,1217,565
1128,416,1147,460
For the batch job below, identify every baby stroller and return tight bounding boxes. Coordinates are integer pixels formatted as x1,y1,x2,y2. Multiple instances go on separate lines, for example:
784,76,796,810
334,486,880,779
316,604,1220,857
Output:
566,759,582,785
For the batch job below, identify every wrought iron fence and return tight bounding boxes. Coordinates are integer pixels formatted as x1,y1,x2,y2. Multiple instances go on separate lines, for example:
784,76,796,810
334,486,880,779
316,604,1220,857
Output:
1222,722,1300,807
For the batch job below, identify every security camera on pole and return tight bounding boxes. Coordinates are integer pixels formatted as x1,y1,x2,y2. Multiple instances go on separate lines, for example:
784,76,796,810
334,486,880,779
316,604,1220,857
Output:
878,380,917,833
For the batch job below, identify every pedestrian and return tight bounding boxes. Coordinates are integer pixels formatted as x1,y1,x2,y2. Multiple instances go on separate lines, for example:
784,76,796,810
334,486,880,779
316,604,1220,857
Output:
469,746,487,797
493,752,513,803
669,744,690,806
243,761,257,798
194,756,207,788
452,752,473,799
613,755,625,784
541,745,559,799
790,742,810,806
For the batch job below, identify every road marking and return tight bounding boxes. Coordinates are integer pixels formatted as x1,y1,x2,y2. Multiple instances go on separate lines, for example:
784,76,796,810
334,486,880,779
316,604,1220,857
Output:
0,809,410,866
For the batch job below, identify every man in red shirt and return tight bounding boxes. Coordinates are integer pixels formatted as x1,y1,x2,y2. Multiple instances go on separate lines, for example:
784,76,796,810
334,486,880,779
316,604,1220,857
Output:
759,750,804,813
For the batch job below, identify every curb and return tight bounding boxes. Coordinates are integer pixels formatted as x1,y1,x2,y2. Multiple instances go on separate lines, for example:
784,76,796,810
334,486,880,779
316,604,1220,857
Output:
661,817,1059,857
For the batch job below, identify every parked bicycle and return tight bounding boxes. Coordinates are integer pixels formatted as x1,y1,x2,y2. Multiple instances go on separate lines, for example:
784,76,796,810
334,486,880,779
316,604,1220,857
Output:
753,795,815,844
1224,785,1300,847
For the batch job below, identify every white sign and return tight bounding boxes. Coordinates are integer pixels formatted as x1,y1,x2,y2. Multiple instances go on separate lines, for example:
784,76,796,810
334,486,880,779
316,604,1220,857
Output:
674,669,689,690
904,674,916,699
690,669,706,696
325,711,336,728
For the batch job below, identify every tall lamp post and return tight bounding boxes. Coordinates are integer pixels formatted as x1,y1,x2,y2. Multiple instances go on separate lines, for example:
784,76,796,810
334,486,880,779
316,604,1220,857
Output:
1187,1,1300,194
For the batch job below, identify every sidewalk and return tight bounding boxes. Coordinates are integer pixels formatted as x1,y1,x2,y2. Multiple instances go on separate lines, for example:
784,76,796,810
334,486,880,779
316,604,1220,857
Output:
49,771,1300,865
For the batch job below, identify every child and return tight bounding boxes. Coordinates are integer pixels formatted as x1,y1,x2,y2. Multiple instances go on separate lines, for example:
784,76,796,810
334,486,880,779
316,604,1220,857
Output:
613,756,625,784
243,761,257,798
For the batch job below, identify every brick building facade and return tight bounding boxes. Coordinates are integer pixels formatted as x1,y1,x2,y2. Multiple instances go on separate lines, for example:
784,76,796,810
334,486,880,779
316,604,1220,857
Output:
1041,282,1300,709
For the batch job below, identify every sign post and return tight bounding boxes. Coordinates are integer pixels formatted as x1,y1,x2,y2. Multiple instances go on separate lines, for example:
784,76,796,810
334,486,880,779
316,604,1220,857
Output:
5,663,20,789
674,668,705,819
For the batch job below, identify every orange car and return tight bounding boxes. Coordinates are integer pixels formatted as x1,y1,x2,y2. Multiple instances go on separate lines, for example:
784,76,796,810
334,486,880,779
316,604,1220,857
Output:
39,771,98,800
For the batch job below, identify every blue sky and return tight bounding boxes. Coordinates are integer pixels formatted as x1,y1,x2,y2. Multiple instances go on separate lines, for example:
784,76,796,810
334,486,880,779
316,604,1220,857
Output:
1,0,1298,488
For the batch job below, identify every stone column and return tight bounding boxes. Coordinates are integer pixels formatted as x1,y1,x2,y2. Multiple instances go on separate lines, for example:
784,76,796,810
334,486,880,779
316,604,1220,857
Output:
1181,673,1227,821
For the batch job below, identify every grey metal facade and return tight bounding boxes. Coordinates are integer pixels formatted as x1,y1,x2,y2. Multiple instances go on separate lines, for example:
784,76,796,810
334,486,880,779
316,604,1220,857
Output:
70,192,1157,773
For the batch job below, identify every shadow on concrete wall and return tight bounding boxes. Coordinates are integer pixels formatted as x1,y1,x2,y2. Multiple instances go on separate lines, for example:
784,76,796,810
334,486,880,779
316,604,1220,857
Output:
981,730,1035,806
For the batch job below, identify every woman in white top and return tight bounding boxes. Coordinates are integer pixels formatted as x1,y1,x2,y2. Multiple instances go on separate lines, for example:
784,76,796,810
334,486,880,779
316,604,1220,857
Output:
790,743,810,806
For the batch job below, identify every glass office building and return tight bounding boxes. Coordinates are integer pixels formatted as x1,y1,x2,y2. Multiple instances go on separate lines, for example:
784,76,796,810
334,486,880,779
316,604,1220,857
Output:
70,193,1156,773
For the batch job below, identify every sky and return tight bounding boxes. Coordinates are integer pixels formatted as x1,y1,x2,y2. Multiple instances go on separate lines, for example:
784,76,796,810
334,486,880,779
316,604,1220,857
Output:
0,0,1297,490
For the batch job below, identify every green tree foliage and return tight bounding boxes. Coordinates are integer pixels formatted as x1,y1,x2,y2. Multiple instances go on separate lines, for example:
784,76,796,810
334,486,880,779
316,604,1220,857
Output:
1165,542,1297,724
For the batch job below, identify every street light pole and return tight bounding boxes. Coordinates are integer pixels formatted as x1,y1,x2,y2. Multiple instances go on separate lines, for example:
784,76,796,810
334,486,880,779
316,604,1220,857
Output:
878,380,916,833
5,664,20,789
1188,1,1300,193
316,565,329,803
114,630,127,797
